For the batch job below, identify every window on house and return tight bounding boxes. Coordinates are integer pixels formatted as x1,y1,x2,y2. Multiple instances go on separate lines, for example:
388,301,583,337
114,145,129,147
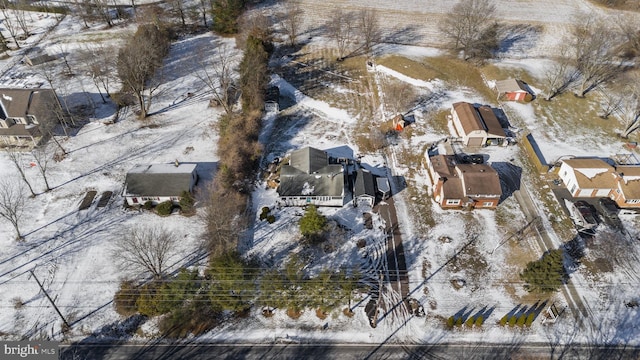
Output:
482,201,494,207
570,184,577,194
626,199,640,204
132,197,138,203
446,199,460,205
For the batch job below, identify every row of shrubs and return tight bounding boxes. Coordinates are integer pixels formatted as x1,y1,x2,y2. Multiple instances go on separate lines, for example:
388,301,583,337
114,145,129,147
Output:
446,313,536,329
446,315,484,329
500,313,536,327
140,190,195,216
114,253,364,337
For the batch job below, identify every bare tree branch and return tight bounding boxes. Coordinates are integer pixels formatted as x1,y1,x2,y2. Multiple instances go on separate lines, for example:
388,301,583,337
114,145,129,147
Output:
112,225,179,279
327,9,353,60
195,45,237,114
5,147,36,197
281,0,303,46
0,177,27,240
438,0,497,60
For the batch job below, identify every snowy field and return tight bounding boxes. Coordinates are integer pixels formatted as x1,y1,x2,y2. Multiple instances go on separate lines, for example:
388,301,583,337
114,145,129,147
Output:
0,0,639,352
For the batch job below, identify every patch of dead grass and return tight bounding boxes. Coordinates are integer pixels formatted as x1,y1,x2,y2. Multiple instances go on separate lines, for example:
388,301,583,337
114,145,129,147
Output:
376,55,441,82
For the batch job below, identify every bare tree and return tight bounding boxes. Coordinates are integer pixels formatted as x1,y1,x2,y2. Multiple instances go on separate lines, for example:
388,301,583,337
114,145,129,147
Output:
38,66,76,129
31,143,53,192
597,88,623,119
91,0,114,27
5,147,36,197
616,14,640,59
12,0,30,39
617,85,640,138
383,80,416,116
167,0,187,27
1,7,21,48
281,0,303,46
201,181,248,256
0,177,27,240
117,24,170,118
327,9,353,60
195,45,237,114
570,13,623,97
542,47,579,101
112,225,179,279
79,44,116,103
72,0,92,28
357,8,381,56
438,0,497,60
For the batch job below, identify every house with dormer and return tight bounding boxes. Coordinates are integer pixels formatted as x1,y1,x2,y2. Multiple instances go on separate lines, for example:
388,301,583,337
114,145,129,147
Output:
277,147,347,207
0,88,57,146
559,158,640,208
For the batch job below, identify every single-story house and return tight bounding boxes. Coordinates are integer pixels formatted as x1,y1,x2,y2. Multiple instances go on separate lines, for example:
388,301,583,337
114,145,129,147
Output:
451,102,506,147
123,162,198,206
559,158,640,208
495,78,534,102
0,88,57,147
427,154,502,209
277,147,347,207
353,168,376,207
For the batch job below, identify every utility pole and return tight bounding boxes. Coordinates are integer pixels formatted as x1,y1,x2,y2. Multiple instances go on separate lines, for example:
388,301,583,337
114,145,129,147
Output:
29,270,70,328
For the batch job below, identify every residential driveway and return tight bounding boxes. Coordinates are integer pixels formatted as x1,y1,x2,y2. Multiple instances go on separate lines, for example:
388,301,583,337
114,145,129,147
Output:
373,191,410,322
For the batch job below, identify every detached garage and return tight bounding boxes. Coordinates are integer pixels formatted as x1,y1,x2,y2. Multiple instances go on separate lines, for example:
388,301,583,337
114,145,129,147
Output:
451,102,506,147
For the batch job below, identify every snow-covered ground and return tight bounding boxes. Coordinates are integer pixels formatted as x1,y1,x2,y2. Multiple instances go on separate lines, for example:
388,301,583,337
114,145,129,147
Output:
0,0,639,350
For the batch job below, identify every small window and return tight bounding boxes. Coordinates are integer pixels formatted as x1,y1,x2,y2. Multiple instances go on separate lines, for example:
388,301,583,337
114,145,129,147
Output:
570,184,577,194
446,199,460,206
132,197,138,204
482,201,494,207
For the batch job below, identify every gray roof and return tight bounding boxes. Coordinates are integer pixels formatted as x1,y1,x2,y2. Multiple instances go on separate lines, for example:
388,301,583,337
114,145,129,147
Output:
0,123,41,138
289,147,329,174
0,88,57,121
125,163,197,197
278,164,345,197
495,79,527,94
278,147,345,198
354,169,376,197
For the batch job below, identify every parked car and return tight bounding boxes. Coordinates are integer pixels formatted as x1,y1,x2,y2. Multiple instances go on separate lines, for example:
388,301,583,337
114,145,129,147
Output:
460,154,484,164
565,199,598,230
597,197,623,230
597,197,619,219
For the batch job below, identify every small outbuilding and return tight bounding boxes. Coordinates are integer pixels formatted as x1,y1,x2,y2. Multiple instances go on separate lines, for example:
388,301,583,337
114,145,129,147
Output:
354,168,376,207
124,162,198,206
495,79,534,102
265,86,280,112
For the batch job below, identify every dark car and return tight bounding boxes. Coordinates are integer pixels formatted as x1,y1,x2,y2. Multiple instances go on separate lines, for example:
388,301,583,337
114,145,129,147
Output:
597,197,623,230
574,200,598,228
461,154,484,164
597,197,619,219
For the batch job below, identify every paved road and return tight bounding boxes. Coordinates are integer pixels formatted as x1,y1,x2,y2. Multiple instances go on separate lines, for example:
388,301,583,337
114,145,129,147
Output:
58,342,640,360
513,184,589,325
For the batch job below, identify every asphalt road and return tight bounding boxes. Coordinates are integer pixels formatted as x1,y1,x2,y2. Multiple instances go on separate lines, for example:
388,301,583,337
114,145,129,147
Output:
58,342,640,360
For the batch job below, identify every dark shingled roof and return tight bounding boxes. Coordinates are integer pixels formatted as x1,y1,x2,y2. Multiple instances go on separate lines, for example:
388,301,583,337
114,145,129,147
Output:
354,169,376,197
0,88,57,121
278,147,345,198
125,163,197,197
